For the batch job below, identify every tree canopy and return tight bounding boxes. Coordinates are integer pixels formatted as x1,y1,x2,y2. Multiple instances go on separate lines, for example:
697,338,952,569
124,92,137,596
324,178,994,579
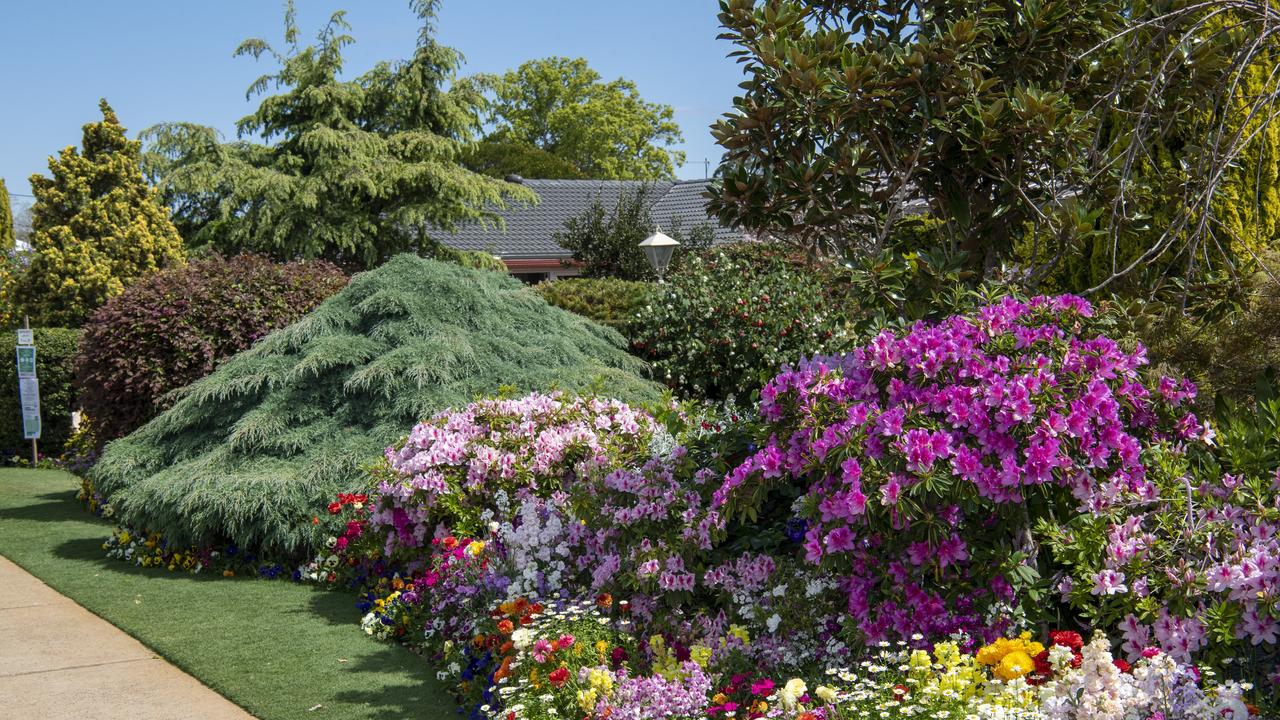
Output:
708,0,1122,273
0,179,13,251
143,1,533,269
467,56,685,180
14,100,185,327
707,0,1280,297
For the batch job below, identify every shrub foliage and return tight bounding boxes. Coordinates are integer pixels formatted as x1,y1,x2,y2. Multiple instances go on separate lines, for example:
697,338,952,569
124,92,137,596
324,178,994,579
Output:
535,278,655,336
633,244,856,399
91,255,662,557
76,254,349,444
0,328,80,459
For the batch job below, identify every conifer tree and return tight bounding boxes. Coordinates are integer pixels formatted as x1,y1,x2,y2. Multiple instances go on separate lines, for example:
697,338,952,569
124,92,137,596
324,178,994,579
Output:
144,1,533,269
0,179,14,251
15,100,185,327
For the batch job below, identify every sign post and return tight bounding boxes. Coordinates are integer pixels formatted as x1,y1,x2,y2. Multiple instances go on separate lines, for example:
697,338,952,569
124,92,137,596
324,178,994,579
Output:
16,318,39,465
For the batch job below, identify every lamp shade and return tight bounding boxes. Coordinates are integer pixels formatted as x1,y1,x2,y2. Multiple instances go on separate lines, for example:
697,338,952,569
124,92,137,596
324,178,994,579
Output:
638,230,679,279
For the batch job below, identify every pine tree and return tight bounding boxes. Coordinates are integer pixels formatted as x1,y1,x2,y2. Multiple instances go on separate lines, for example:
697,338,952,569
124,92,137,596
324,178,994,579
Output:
0,179,14,251
144,1,533,269
15,100,185,326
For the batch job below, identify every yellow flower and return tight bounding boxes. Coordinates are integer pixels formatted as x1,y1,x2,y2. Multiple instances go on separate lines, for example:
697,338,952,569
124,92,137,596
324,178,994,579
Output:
909,649,932,669
993,650,1035,681
814,685,837,703
587,667,613,692
577,689,598,712
689,645,712,668
727,624,750,645
467,541,485,557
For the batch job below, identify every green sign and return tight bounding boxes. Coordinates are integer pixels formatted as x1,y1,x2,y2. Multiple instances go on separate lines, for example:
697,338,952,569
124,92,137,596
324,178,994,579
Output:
15,346,35,378
15,345,39,439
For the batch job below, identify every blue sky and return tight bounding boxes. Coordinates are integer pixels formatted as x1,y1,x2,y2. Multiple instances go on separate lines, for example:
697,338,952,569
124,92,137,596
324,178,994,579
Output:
0,1,743,209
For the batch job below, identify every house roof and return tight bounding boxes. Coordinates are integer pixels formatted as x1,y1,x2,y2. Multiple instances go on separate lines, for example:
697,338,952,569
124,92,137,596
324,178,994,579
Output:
429,178,745,260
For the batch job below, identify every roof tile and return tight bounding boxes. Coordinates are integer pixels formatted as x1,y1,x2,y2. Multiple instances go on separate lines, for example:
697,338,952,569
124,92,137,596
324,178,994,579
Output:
430,179,744,259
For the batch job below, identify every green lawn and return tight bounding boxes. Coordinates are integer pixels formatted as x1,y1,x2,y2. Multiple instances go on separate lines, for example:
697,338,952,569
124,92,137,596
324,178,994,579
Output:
0,468,456,720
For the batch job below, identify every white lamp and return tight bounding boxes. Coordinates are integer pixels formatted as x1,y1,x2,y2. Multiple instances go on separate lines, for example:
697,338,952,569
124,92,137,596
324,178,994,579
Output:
638,229,679,282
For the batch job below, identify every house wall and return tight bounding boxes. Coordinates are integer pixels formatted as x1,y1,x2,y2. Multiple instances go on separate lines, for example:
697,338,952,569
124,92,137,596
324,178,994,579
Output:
502,258,582,284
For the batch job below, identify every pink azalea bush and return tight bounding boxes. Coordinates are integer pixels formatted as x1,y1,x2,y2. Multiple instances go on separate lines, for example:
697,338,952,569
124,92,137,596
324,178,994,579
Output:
1042,449,1280,674
368,392,657,558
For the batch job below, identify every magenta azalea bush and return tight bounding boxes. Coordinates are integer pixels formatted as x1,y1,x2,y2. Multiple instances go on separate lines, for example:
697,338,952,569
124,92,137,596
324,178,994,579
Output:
710,295,1207,643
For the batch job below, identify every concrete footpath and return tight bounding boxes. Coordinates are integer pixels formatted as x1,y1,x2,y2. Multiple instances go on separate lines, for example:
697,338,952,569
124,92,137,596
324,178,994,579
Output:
0,555,255,719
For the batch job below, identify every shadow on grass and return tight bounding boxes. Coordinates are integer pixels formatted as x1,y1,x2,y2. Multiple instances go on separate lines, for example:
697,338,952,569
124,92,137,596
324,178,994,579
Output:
0,491,85,523
327,647,460,718
51,536,288,585
301,582,459,715
305,587,364,626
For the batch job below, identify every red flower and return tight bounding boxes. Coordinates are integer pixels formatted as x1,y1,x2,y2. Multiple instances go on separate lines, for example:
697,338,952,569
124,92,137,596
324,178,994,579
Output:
327,502,342,514
548,667,570,688
1113,658,1132,673
1032,649,1052,676
610,646,628,667
1048,630,1083,652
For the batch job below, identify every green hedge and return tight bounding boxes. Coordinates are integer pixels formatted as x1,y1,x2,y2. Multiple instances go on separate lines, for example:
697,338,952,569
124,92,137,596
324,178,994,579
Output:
0,328,80,459
535,277,656,336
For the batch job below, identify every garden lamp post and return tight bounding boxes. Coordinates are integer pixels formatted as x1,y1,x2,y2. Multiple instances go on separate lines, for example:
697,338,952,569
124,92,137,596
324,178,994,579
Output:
638,229,679,283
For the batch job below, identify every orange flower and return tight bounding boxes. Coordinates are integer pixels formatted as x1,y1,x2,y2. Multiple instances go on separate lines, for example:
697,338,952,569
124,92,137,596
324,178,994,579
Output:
497,619,514,634
500,640,514,655
596,593,613,608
